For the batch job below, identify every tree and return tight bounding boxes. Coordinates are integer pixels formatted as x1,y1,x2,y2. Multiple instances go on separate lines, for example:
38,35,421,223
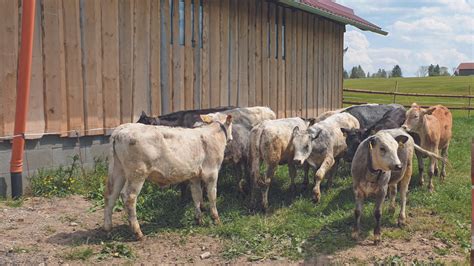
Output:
381,69,387,78
357,65,366,78
343,69,349,79
367,72,370,78
440,66,450,76
428,64,435,76
416,66,429,77
350,66,358,79
350,65,366,79
434,64,440,76
391,65,402,78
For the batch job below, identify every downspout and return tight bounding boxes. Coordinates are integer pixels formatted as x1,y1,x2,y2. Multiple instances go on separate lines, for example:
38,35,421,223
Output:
10,0,36,198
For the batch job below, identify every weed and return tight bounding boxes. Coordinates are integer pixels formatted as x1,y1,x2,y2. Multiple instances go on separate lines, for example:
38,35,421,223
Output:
98,242,135,260
61,247,94,261
3,197,24,208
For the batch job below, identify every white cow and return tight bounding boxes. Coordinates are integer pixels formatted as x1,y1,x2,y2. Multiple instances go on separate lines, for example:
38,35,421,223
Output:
103,115,233,240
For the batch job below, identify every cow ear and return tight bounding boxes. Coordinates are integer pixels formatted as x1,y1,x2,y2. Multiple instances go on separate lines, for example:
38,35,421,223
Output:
311,129,322,140
424,106,436,115
340,128,349,137
292,126,300,136
225,115,233,125
395,135,409,145
411,102,418,108
368,137,376,150
140,111,146,117
308,118,316,127
200,114,213,124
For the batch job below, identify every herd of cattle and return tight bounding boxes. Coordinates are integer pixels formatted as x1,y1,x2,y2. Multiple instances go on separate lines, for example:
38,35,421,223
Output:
103,103,452,244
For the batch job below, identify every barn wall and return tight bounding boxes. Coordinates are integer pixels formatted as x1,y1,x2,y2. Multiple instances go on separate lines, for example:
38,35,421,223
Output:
0,0,344,140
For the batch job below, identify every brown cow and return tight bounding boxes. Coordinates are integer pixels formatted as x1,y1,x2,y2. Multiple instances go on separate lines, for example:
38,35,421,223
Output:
402,103,452,192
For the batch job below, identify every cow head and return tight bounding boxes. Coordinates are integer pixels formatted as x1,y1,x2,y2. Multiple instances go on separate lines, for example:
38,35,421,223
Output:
402,103,435,133
200,114,233,142
369,132,409,171
341,128,368,162
292,126,321,165
136,111,160,125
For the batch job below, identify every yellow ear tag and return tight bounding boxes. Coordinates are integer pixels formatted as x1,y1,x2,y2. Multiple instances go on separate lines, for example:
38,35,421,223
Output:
200,115,212,123
369,142,373,150
399,142,405,149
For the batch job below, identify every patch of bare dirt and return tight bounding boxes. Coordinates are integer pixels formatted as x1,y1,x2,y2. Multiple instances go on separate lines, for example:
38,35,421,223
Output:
0,196,468,264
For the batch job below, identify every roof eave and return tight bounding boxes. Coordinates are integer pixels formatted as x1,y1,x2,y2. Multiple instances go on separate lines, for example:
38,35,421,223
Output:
278,0,388,36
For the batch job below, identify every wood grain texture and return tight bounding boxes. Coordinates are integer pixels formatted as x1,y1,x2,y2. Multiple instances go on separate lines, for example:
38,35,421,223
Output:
150,0,162,115
0,0,18,137
290,9,297,117
247,0,256,107
306,15,314,118
261,1,269,107
255,0,263,106
118,0,134,123
172,0,184,111
201,0,210,108
229,0,239,106
184,0,193,109
27,2,45,138
295,11,302,116
62,0,85,136
277,6,285,118
81,0,103,135
101,0,120,134
301,12,308,118
238,0,249,106
268,3,277,113
193,0,201,108
284,8,292,117
209,0,220,107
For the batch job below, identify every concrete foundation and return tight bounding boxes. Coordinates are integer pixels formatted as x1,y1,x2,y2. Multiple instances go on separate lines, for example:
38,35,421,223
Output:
0,135,111,197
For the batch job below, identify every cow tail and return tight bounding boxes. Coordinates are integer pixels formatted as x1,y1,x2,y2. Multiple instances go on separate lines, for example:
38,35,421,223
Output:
249,126,264,205
413,144,446,163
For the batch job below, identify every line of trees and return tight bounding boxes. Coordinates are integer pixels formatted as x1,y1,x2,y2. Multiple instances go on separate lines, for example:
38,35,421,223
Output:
344,65,402,79
416,64,451,77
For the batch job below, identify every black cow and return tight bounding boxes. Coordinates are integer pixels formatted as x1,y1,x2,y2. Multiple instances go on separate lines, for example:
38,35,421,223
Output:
341,104,406,161
137,106,236,128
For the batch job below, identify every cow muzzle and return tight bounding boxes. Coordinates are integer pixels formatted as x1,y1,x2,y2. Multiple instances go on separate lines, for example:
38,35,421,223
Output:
293,159,305,166
392,164,403,171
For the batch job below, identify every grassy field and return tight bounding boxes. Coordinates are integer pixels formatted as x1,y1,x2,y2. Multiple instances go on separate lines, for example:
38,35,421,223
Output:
4,76,473,263
344,76,474,112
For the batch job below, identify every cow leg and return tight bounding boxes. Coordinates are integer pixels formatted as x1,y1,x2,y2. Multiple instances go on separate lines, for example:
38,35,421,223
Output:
123,179,145,240
103,163,126,232
351,190,364,240
288,162,297,192
388,183,397,215
326,158,340,189
398,162,412,227
179,182,189,202
440,144,449,181
427,156,436,192
206,171,221,225
313,156,335,203
250,158,262,209
373,188,387,245
415,150,424,186
302,162,310,190
261,164,276,212
189,179,204,225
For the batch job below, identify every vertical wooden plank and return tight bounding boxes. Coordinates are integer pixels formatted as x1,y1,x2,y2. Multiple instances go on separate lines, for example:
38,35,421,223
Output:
301,13,308,118
209,0,220,107
313,16,320,116
306,15,314,118
339,25,344,108
268,3,277,113
27,1,45,138
238,0,249,107
317,18,325,113
261,1,269,107
323,20,330,111
184,0,193,109
247,0,256,107
255,0,263,106
0,0,18,137
290,9,297,117
201,0,210,108
295,11,302,117
219,0,230,106
193,0,201,108
101,0,120,134
167,0,174,112
63,0,85,135
229,0,239,106
277,7,285,118
132,0,151,119
328,21,334,110
150,0,162,116
284,8,292,117
118,0,134,123
172,0,184,111
161,0,171,113
81,0,103,135
42,0,66,134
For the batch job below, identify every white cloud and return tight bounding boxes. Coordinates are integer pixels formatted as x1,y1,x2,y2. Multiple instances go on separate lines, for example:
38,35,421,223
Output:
392,18,452,34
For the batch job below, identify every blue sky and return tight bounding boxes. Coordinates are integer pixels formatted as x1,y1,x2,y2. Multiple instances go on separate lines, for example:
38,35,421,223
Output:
338,0,474,77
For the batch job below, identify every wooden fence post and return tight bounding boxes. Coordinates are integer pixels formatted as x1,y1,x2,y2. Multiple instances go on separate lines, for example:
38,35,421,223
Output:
393,81,398,103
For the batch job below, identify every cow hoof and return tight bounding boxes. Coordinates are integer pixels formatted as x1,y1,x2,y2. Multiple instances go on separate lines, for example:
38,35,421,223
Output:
196,217,204,226
214,218,222,226
428,186,434,193
312,194,321,203
103,224,112,232
290,184,297,193
302,183,309,191
398,219,406,227
136,233,145,241
388,206,396,215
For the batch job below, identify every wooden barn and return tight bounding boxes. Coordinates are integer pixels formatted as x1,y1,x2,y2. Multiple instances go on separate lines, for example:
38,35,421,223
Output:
0,0,385,140
0,0,385,195
455,63,474,76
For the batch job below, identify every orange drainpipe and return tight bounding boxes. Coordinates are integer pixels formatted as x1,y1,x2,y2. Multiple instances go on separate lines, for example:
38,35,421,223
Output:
10,0,36,198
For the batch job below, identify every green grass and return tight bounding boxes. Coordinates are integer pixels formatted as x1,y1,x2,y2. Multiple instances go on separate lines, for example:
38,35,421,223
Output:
344,76,474,111
61,247,94,261
26,76,473,263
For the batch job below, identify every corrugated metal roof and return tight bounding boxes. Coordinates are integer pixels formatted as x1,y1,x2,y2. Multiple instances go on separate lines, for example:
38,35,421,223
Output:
278,0,388,36
457,62,474,70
